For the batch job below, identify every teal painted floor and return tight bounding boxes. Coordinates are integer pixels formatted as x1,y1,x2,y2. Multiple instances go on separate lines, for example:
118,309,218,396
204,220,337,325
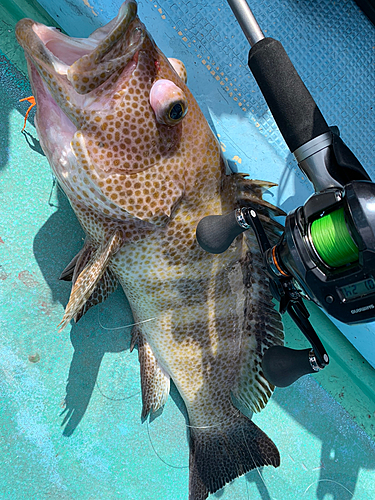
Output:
1,50,375,499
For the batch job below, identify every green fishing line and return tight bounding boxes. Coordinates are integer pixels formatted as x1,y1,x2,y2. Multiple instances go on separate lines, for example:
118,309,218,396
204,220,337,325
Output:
310,207,359,267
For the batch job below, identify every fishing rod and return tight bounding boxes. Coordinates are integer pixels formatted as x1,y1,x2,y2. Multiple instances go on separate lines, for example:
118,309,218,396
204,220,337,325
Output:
196,0,375,387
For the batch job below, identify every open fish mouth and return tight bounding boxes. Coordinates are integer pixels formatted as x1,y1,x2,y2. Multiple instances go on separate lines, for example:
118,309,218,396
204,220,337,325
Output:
15,0,144,98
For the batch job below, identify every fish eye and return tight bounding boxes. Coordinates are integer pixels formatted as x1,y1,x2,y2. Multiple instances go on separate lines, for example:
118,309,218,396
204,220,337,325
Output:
168,102,186,122
149,79,188,126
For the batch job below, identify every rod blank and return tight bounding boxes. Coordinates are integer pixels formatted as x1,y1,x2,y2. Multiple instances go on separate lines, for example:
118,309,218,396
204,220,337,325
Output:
226,0,264,46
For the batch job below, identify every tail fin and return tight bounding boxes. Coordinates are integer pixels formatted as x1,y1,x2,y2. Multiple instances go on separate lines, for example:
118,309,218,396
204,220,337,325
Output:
189,413,280,500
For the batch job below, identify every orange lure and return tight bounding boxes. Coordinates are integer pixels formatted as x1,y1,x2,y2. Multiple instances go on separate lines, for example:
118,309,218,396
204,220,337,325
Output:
19,96,36,131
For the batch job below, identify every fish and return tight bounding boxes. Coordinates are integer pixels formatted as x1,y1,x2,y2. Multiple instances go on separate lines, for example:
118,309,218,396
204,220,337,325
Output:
16,1,285,498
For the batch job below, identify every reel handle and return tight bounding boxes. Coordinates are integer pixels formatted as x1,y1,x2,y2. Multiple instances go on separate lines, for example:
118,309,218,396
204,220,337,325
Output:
196,207,272,256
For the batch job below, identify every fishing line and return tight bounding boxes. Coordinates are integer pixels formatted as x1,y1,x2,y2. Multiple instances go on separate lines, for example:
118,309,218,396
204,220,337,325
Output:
240,424,272,500
97,308,156,331
146,419,189,470
185,409,242,430
310,208,359,267
97,307,187,470
244,475,250,500
94,308,147,401
95,380,140,401
303,478,353,496
48,176,58,207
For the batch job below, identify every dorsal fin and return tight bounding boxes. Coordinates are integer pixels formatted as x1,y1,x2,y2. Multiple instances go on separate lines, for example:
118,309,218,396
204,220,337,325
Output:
168,57,188,83
232,173,285,412
58,229,123,331
234,173,285,245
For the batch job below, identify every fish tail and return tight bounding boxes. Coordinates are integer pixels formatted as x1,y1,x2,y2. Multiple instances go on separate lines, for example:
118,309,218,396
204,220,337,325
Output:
188,412,280,500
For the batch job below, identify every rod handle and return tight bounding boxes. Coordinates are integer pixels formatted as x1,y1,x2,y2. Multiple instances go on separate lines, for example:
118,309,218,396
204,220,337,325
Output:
249,38,330,152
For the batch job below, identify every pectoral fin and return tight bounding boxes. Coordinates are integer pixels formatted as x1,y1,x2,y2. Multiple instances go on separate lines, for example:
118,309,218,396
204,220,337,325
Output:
131,329,170,418
75,267,118,322
58,229,123,331
59,240,119,322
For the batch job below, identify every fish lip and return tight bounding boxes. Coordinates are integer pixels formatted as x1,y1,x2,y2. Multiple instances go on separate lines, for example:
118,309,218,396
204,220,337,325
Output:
16,0,140,80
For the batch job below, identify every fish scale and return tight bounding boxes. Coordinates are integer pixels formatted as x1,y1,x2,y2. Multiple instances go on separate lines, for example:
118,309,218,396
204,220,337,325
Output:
16,1,284,498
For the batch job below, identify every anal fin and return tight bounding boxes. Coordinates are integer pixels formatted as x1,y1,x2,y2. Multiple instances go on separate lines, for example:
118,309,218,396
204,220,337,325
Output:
189,412,280,500
131,329,170,419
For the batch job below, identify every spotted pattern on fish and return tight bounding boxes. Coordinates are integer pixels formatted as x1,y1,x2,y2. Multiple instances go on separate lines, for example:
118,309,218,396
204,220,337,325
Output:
16,2,284,498
67,2,139,94
168,58,188,83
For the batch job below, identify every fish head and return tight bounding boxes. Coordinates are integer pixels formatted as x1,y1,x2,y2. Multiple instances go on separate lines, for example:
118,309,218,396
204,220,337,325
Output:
16,1,221,226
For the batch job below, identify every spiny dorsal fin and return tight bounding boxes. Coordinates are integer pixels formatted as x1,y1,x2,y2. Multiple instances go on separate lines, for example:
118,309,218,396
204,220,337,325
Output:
237,193,286,217
235,175,278,195
58,229,123,331
234,174,285,214
234,173,285,245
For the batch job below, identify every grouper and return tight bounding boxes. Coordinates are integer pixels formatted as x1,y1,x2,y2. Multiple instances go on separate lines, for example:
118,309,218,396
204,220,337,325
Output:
16,1,285,498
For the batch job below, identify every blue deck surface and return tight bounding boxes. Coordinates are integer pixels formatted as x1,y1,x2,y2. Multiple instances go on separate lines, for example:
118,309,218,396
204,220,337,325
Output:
1,0,375,499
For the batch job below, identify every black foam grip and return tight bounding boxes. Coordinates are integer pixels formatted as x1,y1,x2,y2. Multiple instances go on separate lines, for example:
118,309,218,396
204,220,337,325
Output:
195,211,246,254
249,38,330,152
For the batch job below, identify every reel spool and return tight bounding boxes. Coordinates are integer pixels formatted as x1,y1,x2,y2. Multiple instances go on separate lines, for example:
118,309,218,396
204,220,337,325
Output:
310,207,359,268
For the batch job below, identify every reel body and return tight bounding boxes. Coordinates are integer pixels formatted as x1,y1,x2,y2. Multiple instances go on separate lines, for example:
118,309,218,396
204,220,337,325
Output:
274,181,375,324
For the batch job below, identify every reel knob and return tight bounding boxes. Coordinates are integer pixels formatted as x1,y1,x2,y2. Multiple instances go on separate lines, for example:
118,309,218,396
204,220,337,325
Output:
196,211,248,254
262,345,322,387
